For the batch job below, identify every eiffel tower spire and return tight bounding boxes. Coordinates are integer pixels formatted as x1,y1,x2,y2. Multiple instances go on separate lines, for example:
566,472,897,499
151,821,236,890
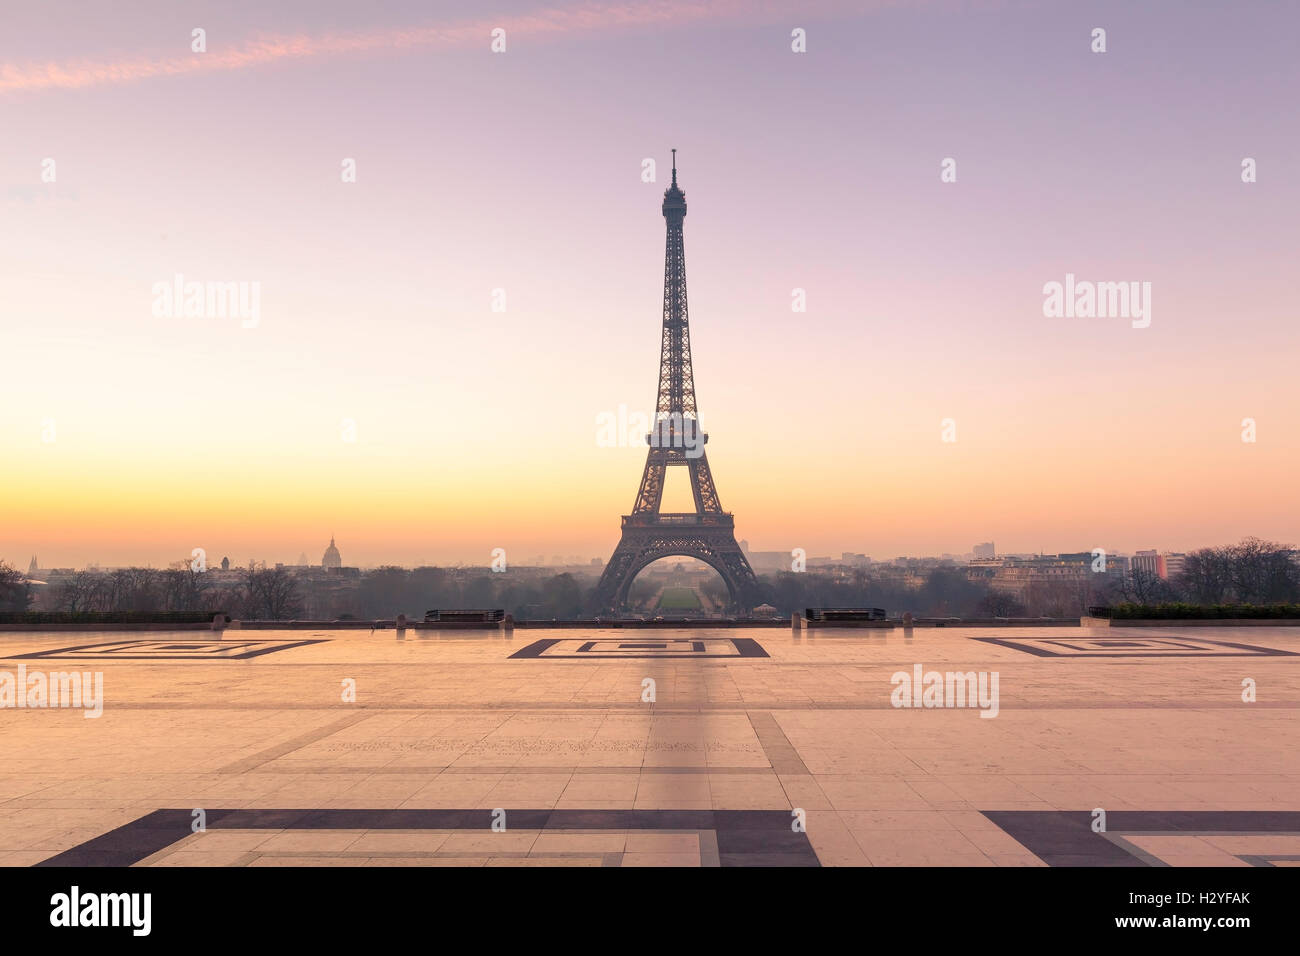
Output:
594,153,758,612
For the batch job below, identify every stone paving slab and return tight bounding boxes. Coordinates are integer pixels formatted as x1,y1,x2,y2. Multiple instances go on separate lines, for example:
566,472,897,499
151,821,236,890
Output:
2,626,1297,866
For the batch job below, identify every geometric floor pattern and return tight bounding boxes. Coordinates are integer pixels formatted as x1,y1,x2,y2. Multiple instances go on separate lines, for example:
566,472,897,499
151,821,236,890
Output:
982,810,1300,866
2,624,1298,866
11,639,328,660
37,807,819,867
509,637,770,659
973,635,1299,658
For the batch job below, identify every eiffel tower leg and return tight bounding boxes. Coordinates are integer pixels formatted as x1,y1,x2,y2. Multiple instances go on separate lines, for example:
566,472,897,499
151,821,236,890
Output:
593,535,641,611
709,537,760,612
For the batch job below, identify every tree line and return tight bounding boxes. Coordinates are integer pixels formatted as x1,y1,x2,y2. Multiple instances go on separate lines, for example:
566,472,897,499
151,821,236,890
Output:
3,537,1295,620
1117,537,1300,606
0,562,304,620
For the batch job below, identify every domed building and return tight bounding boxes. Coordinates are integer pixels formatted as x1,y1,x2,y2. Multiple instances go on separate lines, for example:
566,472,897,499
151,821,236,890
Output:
322,536,342,570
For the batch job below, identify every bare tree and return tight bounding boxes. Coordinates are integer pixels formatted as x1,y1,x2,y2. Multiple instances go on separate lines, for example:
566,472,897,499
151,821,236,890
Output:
101,568,162,612
1176,547,1233,604
699,576,730,607
0,560,32,612
1228,537,1298,604
241,565,304,620
1120,566,1174,605
55,571,105,612
161,561,213,611
976,590,1028,617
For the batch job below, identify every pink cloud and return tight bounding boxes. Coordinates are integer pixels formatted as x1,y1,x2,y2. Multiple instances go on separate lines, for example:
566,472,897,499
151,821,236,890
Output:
0,0,858,94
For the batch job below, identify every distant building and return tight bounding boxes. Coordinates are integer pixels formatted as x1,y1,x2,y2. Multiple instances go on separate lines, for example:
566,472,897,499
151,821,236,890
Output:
747,550,794,572
221,556,230,571
966,557,1003,577
27,555,38,577
973,542,995,560
1131,550,1164,578
1161,553,1187,580
322,536,342,569
965,552,1121,617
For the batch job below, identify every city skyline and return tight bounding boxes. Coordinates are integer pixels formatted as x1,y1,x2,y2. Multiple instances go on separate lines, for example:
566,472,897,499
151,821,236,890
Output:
14,534,1259,574
4,1,1298,570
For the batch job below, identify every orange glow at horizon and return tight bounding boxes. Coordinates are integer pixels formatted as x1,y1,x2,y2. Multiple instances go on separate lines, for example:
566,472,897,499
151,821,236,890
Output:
3,2,1299,569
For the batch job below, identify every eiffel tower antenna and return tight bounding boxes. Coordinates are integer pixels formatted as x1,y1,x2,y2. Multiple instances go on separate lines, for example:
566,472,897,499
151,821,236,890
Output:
594,155,758,613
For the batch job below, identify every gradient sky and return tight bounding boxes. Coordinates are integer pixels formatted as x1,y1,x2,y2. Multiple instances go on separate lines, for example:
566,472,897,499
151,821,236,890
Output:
2,0,1298,569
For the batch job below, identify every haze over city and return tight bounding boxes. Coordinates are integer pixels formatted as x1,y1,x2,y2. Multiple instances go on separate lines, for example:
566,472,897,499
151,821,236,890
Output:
3,0,1297,568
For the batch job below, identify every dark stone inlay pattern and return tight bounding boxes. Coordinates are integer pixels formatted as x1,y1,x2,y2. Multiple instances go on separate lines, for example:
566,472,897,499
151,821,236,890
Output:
10,639,329,660
972,636,1298,658
983,810,1300,867
1238,855,1300,867
509,637,769,659
747,711,810,775
37,808,819,867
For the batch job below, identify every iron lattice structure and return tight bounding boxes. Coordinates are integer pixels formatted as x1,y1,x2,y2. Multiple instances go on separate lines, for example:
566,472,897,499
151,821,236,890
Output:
594,155,759,612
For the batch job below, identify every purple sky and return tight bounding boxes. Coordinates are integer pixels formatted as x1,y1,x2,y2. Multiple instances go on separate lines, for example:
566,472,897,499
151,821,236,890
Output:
2,0,1298,568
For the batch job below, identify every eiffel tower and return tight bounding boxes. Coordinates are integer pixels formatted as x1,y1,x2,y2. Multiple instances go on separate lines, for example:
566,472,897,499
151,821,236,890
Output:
594,152,759,613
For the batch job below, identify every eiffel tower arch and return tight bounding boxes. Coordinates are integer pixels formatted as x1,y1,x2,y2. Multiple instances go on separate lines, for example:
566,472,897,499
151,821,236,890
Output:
594,153,759,613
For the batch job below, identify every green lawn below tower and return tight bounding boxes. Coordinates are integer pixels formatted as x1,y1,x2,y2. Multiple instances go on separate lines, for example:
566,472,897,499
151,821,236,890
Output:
657,587,703,610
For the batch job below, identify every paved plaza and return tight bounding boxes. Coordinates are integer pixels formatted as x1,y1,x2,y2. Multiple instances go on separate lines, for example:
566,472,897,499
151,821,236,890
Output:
2,625,1298,867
